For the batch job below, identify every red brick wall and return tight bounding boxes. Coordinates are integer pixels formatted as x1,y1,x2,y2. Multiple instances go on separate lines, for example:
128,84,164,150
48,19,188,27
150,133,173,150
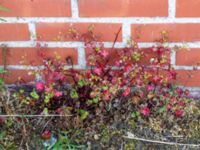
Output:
0,0,200,87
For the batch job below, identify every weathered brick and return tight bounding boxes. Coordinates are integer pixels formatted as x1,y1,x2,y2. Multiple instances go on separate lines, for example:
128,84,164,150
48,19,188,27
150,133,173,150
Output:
0,0,71,17
132,24,200,42
36,23,122,42
0,48,78,65
176,48,200,66
0,24,29,41
3,70,35,84
175,70,200,87
78,0,168,17
176,0,200,17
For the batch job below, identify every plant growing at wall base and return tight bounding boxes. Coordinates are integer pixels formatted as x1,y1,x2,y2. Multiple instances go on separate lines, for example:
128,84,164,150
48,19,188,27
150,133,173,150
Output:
13,28,193,121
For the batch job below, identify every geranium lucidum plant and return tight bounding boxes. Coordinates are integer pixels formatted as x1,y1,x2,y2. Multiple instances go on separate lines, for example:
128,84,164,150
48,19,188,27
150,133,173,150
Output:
14,27,192,124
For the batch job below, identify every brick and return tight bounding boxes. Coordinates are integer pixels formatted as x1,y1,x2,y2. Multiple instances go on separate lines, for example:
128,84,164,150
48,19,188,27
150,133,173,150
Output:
176,0,200,17
78,0,168,17
36,23,122,42
3,70,35,84
0,24,29,41
132,24,200,42
0,48,78,65
0,0,71,17
175,70,200,87
176,48,200,66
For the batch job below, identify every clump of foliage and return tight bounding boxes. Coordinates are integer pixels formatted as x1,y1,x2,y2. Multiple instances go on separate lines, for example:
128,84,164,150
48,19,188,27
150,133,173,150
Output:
14,28,189,119
1,27,200,149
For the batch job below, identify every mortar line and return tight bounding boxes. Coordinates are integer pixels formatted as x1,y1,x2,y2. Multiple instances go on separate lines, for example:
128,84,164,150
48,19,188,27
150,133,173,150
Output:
28,22,37,41
77,47,86,69
170,48,176,66
168,0,176,19
71,0,79,18
1,64,200,71
3,17,200,23
122,22,131,43
0,65,85,70
1,41,200,48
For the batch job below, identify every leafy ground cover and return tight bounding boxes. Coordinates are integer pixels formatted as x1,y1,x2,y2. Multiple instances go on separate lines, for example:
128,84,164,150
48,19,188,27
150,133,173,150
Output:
0,28,200,150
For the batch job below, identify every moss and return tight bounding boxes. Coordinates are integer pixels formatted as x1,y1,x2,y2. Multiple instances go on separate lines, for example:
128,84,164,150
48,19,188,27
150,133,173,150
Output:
124,140,137,150
188,120,200,139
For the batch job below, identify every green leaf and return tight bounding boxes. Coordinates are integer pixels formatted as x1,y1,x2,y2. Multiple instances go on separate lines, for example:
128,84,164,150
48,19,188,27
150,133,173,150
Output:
131,111,140,118
159,106,166,113
0,68,5,74
78,109,89,120
95,47,101,52
5,118,13,127
70,90,79,99
44,97,50,104
92,97,99,104
0,78,4,86
43,108,48,115
102,86,108,90
78,80,86,87
44,93,54,104
19,89,24,93
30,90,39,100
0,131,6,140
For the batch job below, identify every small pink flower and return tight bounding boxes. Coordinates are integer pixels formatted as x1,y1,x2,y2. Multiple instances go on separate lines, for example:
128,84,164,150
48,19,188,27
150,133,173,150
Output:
94,68,102,76
147,85,155,91
122,87,131,97
36,82,45,90
100,50,109,58
140,107,150,116
54,91,63,97
175,109,184,117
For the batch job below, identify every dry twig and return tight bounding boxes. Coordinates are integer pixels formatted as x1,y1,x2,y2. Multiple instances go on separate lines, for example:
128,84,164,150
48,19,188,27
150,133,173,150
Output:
124,132,200,147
